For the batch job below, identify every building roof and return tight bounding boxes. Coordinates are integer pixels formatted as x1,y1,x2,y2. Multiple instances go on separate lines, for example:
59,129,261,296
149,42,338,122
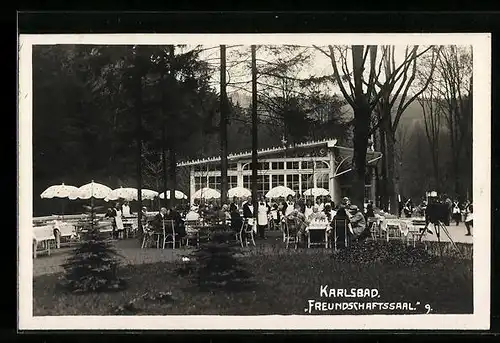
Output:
177,138,381,167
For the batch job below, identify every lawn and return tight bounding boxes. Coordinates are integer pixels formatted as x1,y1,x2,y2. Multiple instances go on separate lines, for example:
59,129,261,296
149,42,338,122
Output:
33,239,473,316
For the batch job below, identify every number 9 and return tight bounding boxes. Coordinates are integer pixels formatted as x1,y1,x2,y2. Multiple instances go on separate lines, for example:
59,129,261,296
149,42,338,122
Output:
425,304,431,314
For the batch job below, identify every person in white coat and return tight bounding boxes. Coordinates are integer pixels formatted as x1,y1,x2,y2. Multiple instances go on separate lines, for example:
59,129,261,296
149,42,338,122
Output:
113,202,124,239
121,201,131,217
257,194,271,239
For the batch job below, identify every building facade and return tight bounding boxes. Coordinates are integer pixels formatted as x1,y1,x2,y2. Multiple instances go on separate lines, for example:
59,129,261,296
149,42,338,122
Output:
177,138,381,205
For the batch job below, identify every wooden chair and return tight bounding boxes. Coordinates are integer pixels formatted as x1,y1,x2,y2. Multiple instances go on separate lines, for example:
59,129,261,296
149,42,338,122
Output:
331,219,350,251
284,218,299,249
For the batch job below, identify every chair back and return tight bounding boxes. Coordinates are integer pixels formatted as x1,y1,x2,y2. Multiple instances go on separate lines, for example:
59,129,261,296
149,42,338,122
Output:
243,218,255,233
331,218,349,249
285,217,299,235
162,219,176,235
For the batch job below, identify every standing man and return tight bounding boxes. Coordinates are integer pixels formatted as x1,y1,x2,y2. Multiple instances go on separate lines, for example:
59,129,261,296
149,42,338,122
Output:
464,202,473,236
444,195,452,226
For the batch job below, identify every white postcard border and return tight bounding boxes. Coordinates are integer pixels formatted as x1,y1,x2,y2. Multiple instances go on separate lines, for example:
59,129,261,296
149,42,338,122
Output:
18,33,491,330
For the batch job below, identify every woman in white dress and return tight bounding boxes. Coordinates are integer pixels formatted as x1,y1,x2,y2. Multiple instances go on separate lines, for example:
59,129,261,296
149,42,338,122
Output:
122,201,131,217
114,203,124,239
304,199,314,221
257,195,270,239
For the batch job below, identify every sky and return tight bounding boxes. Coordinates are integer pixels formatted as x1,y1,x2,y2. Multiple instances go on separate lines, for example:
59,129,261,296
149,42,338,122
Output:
180,44,455,102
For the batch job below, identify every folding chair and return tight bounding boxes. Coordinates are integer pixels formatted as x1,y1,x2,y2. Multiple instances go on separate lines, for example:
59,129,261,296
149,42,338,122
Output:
141,221,155,249
385,220,403,242
284,218,299,249
331,219,349,251
239,218,256,247
407,219,427,247
162,219,178,249
367,218,383,241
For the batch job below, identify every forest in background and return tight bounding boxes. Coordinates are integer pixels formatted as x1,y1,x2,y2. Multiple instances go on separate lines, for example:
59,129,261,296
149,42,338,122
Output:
32,44,472,216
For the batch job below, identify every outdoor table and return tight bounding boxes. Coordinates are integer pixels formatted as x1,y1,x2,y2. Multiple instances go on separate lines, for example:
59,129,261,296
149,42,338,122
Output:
305,220,330,248
33,224,55,258
376,216,429,242
122,217,138,238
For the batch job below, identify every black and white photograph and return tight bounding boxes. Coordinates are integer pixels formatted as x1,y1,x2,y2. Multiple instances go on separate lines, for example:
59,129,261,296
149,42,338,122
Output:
18,33,490,330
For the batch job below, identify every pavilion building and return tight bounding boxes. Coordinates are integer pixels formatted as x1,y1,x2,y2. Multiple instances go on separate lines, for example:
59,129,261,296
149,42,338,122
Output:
177,138,382,205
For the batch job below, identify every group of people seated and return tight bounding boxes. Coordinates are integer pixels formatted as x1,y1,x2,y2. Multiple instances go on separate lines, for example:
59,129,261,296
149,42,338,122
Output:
104,194,379,249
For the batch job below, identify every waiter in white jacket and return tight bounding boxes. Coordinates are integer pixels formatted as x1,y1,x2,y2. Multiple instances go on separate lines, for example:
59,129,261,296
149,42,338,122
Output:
257,194,271,239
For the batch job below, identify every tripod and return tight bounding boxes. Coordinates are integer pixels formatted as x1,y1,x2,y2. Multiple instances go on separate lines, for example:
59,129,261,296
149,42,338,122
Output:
418,220,463,258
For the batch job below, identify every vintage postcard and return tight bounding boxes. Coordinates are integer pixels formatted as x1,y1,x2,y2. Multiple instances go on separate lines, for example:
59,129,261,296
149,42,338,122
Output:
18,33,491,330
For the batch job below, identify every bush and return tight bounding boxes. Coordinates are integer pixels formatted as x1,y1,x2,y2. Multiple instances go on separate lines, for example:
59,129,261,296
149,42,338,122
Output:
176,231,255,292
59,203,126,293
332,240,442,267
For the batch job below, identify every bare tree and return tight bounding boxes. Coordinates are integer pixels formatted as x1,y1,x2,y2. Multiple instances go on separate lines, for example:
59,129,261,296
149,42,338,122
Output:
314,44,438,211
417,75,442,192
433,46,473,198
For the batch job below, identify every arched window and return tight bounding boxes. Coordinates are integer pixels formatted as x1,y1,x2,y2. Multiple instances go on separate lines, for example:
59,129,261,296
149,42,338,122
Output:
316,161,330,169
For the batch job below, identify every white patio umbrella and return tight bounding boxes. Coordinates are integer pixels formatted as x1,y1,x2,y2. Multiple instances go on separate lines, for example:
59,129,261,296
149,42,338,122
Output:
69,180,112,201
192,187,221,200
303,187,330,197
105,187,159,201
158,190,188,200
227,186,251,198
40,183,79,217
40,183,79,199
266,186,295,199
141,189,160,200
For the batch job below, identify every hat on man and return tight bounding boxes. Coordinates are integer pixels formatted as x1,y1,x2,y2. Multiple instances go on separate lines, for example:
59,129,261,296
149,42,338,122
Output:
349,204,359,212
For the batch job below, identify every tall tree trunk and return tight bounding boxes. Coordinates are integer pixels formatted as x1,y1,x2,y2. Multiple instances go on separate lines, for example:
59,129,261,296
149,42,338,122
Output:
169,143,177,208
161,123,168,205
251,45,258,215
167,45,177,209
349,46,371,209
385,132,398,215
220,45,229,204
134,47,143,237
378,118,388,211
351,105,370,209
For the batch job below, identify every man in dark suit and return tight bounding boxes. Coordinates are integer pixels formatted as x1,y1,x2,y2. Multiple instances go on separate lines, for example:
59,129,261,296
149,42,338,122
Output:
166,207,186,238
151,207,167,232
242,196,254,219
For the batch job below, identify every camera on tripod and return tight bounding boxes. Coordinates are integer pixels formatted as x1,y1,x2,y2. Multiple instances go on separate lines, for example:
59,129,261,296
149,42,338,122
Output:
425,202,449,225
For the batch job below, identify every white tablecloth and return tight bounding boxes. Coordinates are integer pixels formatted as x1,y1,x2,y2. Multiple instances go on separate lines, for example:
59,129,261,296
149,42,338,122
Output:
375,216,428,237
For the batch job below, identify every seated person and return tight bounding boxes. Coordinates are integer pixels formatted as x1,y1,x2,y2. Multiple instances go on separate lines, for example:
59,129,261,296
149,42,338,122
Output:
330,206,351,249
230,207,243,232
185,209,200,221
286,205,308,241
270,203,280,229
164,207,186,238
349,205,367,241
323,203,334,222
309,205,327,222
213,205,227,225
222,204,231,221
365,202,375,219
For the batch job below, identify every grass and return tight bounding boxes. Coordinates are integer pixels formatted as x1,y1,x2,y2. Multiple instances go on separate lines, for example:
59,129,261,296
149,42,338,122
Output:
33,239,473,316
